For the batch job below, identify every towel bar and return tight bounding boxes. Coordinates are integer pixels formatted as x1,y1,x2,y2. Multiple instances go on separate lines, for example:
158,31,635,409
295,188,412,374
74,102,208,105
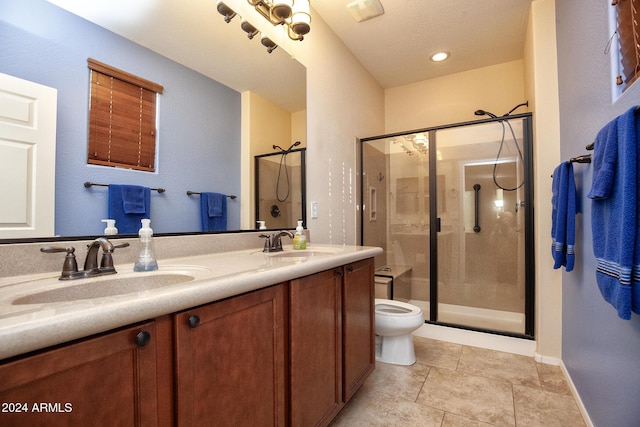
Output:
84,182,166,193
569,154,592,164
186,191,237,199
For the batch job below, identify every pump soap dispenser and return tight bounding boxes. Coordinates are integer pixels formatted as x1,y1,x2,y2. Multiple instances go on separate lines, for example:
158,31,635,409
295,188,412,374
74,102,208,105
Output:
134,219,158,271
293,220,306,250
101,219,118,235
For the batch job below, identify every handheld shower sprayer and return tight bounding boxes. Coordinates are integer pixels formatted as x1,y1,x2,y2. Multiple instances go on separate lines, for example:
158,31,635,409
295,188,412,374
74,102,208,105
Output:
273,141,301,153
474,109,497,118
274,141,302,202
474,101,529,119
473,101,529,192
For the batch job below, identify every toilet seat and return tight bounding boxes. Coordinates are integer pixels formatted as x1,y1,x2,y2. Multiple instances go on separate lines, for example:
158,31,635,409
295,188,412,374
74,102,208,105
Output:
375,299,422,317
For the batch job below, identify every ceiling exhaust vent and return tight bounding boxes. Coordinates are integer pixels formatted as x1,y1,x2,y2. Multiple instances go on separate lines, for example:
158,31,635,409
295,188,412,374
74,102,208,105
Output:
347,0,384,23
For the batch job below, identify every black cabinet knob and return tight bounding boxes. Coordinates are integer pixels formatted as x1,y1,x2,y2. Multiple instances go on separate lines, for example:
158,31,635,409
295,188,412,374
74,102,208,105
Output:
135,331,151,347
188,315,200,328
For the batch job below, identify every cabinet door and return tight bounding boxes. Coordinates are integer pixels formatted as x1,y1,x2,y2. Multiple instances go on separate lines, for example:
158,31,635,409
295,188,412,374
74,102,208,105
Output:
343,258,376,402
0,321,159,427
290,268,343,427
174,284,286,427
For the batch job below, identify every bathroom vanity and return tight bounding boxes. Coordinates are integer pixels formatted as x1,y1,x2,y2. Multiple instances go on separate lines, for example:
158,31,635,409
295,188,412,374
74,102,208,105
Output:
0,241,380,426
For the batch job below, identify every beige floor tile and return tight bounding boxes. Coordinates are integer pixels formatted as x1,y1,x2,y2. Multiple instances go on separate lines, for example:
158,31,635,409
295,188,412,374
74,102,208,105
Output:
413,336,463,370
513,385,586,427
457,345,541,388
331,388,445,427
365,360,431,402
417,367,515,427
535,362,572,395
442,412,499,427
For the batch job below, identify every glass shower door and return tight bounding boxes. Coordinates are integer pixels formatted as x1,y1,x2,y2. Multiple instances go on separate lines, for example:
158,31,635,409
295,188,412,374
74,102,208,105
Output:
435,118,529,334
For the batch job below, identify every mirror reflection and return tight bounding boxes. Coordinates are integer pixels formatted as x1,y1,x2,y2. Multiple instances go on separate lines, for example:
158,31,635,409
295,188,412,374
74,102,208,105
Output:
255,147,306,230
0,0,306,240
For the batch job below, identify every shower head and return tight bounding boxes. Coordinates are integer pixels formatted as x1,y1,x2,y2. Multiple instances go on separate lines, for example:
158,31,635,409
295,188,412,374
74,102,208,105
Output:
474,109,498,119
273,141,301,153
287,141,301,151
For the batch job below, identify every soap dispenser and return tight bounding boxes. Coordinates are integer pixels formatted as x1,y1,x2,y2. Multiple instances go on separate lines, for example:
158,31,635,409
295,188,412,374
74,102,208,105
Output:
293,220,306,250
134,219,158,271
101,219,118,235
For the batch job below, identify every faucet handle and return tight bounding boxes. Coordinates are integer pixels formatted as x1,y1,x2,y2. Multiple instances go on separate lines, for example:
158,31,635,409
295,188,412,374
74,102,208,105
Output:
100,242,130,270
41,246,79,280
259,234,272,252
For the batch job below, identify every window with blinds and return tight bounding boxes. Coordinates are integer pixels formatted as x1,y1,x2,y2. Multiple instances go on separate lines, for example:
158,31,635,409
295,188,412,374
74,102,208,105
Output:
87,59,163,172
614,0,640,90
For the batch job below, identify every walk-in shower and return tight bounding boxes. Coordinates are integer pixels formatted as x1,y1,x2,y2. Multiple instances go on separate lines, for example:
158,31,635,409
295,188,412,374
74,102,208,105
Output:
358,112,534,337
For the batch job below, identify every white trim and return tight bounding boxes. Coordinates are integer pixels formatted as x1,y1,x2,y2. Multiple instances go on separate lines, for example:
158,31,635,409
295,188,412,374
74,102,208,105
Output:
560,360,594,427
412,323,536,357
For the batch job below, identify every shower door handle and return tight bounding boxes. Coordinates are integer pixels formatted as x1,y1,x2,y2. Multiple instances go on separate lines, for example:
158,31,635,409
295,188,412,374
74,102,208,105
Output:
473,184,481,233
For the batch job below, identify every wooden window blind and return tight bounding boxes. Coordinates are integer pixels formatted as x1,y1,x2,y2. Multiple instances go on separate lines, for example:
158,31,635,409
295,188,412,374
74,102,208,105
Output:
614,0,640,90
87,59,163,172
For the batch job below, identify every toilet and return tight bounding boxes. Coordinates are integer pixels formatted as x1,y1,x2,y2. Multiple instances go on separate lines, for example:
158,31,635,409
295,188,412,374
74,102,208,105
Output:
374,298,425,365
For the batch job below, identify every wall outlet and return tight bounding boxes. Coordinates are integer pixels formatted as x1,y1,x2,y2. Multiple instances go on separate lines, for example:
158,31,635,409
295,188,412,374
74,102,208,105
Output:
311,201,318,218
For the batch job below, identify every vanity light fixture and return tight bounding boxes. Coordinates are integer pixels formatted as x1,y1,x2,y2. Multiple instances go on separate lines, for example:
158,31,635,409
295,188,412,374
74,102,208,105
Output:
261,34,278,53
216,0,237,23
241,20,259,39
247,0,311,41
216,1,278,53
430,51,450,62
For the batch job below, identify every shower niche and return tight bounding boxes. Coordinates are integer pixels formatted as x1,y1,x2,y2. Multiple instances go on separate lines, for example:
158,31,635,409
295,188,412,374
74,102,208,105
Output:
255,148,306,230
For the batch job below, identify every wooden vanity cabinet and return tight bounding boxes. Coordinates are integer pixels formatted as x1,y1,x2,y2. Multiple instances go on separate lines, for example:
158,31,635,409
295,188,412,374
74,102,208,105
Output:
289,258,375,427
0,319,166,427
0,257,374,427
290,268,344,426
173,284,286,427
342,257,375,402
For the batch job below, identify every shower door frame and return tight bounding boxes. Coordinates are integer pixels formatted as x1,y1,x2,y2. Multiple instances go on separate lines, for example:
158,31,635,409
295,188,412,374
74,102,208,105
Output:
357,113,535,339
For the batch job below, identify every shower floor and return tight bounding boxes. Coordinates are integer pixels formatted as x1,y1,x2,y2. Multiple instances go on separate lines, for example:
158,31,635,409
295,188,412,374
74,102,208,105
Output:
410,299,525,335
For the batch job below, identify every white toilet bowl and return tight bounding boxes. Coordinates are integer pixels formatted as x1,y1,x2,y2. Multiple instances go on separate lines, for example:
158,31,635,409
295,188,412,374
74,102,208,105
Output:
374,298,425,365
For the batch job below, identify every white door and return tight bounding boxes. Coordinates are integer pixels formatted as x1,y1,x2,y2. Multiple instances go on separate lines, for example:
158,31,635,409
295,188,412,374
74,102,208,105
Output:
0,73,57,239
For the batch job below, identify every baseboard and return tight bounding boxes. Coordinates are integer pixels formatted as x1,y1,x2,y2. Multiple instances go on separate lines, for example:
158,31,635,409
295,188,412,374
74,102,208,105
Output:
559,360,594,427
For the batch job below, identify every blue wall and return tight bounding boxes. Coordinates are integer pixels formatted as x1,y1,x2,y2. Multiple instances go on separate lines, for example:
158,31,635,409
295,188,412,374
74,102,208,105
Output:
556,1,640,426
0,0,241,235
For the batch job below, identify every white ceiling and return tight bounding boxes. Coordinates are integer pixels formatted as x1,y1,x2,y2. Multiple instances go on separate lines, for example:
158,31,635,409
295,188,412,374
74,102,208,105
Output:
45,0,533,109
312,0,533,88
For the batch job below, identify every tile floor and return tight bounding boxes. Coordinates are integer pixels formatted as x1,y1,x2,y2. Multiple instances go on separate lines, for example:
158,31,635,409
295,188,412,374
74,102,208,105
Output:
331,336,586,427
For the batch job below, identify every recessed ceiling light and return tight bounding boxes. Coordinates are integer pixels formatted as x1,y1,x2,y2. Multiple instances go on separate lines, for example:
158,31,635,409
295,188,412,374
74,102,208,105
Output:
430,51,450,62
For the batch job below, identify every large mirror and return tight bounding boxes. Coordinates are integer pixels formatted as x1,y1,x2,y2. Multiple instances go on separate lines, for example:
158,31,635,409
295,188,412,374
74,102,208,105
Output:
0,0,306,241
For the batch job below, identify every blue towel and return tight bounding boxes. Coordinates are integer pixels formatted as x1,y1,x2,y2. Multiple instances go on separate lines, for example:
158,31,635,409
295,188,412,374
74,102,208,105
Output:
108,184,151,234
200,192,227,232
588,106,639,319
551,161,577,271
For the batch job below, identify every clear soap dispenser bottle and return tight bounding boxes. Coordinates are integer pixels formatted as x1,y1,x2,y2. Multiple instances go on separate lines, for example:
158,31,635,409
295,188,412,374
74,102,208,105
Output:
134,219,158,271
293,219,306,250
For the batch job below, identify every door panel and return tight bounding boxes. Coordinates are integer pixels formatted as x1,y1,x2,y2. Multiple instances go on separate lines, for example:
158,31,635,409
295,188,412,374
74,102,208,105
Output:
0,73,57,238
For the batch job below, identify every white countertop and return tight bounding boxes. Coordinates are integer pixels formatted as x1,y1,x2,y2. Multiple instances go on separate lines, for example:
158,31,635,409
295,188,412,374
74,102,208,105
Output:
0,244,382,360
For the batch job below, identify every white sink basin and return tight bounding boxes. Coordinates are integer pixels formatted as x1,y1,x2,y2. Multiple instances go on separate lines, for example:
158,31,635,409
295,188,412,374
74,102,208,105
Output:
11,267,211,305
256,247,342,260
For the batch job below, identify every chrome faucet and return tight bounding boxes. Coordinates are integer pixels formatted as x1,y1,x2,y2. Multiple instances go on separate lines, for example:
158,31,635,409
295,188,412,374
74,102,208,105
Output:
41,237,130,280
259,231,294,253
